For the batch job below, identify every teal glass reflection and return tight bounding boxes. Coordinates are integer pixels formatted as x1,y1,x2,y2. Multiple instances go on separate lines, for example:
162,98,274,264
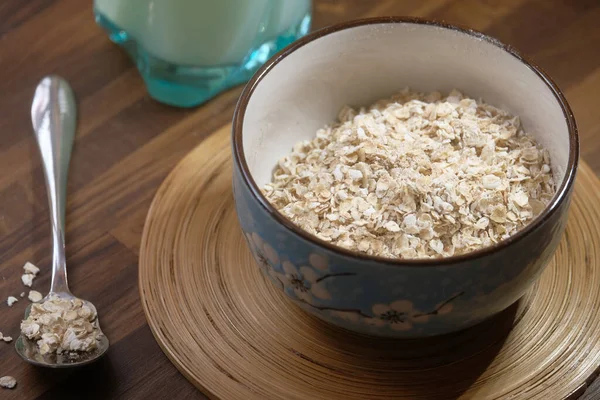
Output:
94,0,311,107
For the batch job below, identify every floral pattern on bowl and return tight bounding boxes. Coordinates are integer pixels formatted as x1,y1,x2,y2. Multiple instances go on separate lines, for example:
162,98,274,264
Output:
242,230,465,335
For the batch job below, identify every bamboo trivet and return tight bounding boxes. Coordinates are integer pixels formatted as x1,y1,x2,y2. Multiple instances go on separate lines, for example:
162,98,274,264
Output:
139,125,600,400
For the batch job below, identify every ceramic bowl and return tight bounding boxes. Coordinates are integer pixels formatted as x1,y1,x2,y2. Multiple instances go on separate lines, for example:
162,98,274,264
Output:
231,17,578,338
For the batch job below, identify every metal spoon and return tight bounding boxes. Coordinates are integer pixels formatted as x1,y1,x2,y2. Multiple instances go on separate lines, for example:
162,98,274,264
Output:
15,76,109,368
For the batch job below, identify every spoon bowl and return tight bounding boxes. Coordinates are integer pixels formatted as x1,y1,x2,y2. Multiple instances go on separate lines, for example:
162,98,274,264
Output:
15,295,109,368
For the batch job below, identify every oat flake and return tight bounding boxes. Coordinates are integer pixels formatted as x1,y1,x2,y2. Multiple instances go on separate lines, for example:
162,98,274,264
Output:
28,290,43,303
23,261,40,276
0,376,16,389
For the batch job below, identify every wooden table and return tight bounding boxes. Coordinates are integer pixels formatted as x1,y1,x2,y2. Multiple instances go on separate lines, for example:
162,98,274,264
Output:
0,1,599,398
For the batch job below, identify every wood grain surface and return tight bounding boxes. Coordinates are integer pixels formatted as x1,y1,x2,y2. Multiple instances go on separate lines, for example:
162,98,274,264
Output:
0,1,598,399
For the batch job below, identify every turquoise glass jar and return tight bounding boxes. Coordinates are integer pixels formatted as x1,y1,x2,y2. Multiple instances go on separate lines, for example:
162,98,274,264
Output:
94,0,311,107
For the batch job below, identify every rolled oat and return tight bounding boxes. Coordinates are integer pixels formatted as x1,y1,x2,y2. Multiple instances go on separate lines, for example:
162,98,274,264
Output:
0,376,16,389
21,261,40,288
20,295,103,355
21,274,34,287
23,262,40,276
263,89,555,259
28,290,43,303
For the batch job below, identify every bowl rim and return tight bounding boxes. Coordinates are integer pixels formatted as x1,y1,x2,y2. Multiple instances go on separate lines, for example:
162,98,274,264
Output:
232,16,579,267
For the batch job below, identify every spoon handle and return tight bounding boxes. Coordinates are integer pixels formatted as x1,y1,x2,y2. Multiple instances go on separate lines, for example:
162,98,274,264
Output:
31,76,77,295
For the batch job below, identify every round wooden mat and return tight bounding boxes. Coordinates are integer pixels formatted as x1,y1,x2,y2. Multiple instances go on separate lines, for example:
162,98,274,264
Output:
139,125,600,400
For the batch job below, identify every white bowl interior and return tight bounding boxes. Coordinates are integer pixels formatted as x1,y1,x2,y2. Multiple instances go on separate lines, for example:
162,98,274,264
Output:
242,22,570,192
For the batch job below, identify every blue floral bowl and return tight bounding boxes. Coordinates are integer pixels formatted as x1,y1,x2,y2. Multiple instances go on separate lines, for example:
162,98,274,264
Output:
231,18,578,338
